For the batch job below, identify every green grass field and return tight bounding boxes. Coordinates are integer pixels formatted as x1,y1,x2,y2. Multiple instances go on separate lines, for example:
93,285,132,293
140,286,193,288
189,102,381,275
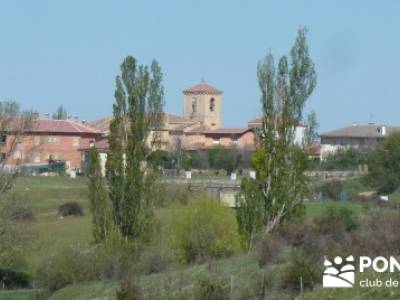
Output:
2,175,396,299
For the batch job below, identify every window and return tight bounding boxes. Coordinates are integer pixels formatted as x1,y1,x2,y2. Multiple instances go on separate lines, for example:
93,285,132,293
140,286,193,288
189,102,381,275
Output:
34,136,40,146
209,98,215,112
72,137,80,147
46,136,59,144
191,98,197,114
0,153,6,161
0,134,6,144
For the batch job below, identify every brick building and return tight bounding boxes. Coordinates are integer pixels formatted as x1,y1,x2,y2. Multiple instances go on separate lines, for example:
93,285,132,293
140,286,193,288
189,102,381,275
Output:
1,118,101,170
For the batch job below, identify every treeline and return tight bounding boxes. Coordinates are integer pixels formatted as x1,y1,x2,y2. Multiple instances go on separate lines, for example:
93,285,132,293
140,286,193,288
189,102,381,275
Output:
147,147,253,174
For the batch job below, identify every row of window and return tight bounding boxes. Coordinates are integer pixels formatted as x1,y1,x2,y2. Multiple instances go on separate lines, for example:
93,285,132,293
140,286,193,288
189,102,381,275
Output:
0,135,81,146
191,97,216,114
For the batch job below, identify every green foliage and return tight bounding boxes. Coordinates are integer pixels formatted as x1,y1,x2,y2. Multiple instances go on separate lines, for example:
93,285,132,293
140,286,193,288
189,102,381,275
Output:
52,105,68,120
252,27,315,233
36,245,98,292
146,150,173,169
88,147,112,243
116,277,143,300
320,179,343,200
314,204,360,232
193,273,230,300
169,198,241,263
106,56,164,242
0,268,31,289
58,201,83,217
304,110,319,147
207,146,240,174
235,177,264,251
281,250,320,292
318,148,367,170
365,132,400,194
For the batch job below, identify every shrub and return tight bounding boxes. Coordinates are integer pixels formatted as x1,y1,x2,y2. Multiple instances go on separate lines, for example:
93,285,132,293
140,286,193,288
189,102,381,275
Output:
116,276,143,300
193,273,230,300
169,198,241,264
0,268,31,289
58,201,83,217
314,204,360,233
138,245,172,274
281,250,321,292
8,206,35,221
36,245,98,291
320,180,343,200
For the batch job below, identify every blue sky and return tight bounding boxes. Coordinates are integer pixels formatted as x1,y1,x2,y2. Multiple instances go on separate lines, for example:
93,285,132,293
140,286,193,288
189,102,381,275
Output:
0,1,399,132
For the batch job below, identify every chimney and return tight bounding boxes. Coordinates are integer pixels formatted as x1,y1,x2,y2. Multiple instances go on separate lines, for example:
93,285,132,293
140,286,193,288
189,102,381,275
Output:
74,115,79,122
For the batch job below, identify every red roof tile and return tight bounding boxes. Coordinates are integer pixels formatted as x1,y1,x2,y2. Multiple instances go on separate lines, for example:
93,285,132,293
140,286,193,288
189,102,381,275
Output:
27,119,100,134
204,128,251,135
248,117,305,127
183,82,222,95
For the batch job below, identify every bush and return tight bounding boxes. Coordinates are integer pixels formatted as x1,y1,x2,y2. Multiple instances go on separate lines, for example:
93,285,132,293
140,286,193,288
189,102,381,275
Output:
58,201,83,217
116,276,143,300
169,198,241,264
0,268,31,289
9,206,35,221
138,245,172,274
281,250,321,292
314,204,360,233
36,245,98,291
319,148,367,170
193,273,230,300
320,180,343,200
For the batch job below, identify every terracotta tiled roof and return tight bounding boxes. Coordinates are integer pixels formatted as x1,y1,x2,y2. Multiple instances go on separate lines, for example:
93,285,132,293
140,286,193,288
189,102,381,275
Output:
184,124,209,134
164,113,195,124
204,128,251,135
90,113,197,135
320,124,400,138
248,116,305,127
183,82,222,95
89,116,113,134
26,119,99,134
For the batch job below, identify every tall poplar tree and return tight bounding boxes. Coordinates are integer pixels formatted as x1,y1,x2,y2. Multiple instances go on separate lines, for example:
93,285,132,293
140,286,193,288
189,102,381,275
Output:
237,28,317,239
88,147,111,243
106,56,164,241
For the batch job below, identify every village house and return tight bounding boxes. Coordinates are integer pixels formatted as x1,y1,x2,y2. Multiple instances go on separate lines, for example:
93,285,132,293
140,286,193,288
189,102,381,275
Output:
319,123,400,160
81,81,309,174
0,118,101,171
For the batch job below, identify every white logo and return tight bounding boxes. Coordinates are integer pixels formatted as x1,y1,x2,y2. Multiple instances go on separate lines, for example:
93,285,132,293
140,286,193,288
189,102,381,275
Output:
323,255,355,288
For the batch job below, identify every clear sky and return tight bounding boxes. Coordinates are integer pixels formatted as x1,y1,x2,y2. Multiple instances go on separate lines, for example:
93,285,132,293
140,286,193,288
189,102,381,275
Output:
1,1,399,132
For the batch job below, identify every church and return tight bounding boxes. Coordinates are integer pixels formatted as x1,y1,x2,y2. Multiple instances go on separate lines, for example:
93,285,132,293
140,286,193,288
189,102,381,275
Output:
88,81,257,152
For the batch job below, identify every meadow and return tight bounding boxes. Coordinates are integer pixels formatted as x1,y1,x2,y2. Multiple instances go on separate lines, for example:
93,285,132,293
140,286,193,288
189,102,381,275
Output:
0,175,397,299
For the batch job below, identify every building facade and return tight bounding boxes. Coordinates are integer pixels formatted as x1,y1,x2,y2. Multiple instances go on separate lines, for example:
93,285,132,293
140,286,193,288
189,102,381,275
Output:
1,119,101,171
319,123,400,160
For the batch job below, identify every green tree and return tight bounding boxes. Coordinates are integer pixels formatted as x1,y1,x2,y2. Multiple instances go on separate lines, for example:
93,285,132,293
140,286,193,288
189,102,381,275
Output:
207,146,236,174
235,177,264,251
88,147,111,243
304,110,319,146
169,198,241,263
106,56,164,242
0,101,35,269
52,105,68,120
365,132,400,194
247,28,316,234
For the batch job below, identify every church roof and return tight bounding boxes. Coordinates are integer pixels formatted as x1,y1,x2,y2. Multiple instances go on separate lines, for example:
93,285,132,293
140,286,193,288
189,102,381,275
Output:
183,82,222,95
